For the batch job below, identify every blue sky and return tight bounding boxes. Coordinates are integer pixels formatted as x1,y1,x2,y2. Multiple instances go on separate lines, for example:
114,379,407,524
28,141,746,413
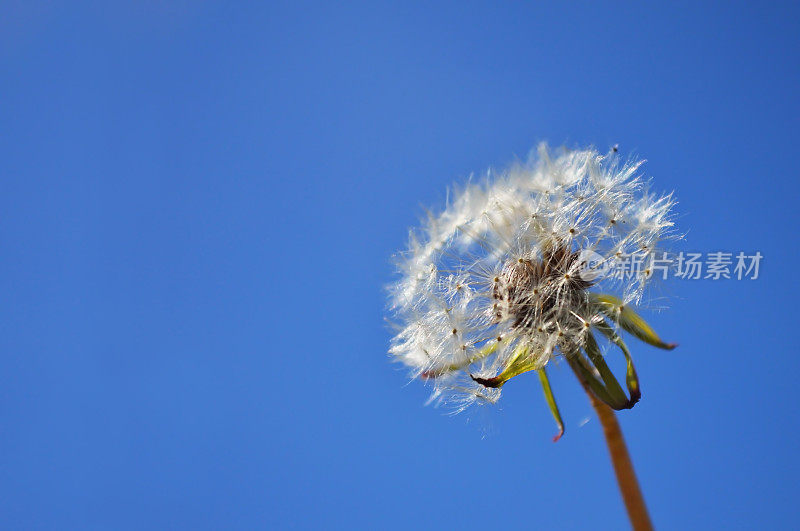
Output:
1,2,799,529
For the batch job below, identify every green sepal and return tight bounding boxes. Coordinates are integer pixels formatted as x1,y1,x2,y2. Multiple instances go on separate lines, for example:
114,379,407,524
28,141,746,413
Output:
591,293,677,350
537,367,564,442
594,319,641,403
567,333,639,411
583,331,631,407
471,344,539,388
567,352,617,407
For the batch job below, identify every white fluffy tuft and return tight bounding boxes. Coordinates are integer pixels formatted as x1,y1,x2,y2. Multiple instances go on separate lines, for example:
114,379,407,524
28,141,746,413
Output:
388,144,677,412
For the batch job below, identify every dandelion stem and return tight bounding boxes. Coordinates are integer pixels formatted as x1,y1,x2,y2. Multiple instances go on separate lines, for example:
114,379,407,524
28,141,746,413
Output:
577,373,653,531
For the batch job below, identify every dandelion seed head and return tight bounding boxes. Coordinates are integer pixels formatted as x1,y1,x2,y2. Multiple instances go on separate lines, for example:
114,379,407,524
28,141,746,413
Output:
388,143,677,410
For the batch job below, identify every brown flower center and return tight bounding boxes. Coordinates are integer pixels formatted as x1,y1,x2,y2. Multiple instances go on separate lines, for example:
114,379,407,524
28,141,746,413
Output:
493,245,593,329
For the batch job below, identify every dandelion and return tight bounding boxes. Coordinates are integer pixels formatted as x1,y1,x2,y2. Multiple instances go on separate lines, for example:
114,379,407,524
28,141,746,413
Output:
388,143,678,531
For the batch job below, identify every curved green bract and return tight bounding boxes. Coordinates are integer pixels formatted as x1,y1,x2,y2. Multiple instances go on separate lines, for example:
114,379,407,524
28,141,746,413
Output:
567,330,640,411
591,293,677,350
537,367,565,442
470,344,540,388
566,350,615,406
593,319,641,403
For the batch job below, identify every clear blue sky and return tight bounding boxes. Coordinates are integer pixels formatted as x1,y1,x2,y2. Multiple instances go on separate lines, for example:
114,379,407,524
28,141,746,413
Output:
1,2,798,529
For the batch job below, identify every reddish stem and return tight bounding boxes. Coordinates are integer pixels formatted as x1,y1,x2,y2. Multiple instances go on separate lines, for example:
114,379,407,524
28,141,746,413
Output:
578,375,653,531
